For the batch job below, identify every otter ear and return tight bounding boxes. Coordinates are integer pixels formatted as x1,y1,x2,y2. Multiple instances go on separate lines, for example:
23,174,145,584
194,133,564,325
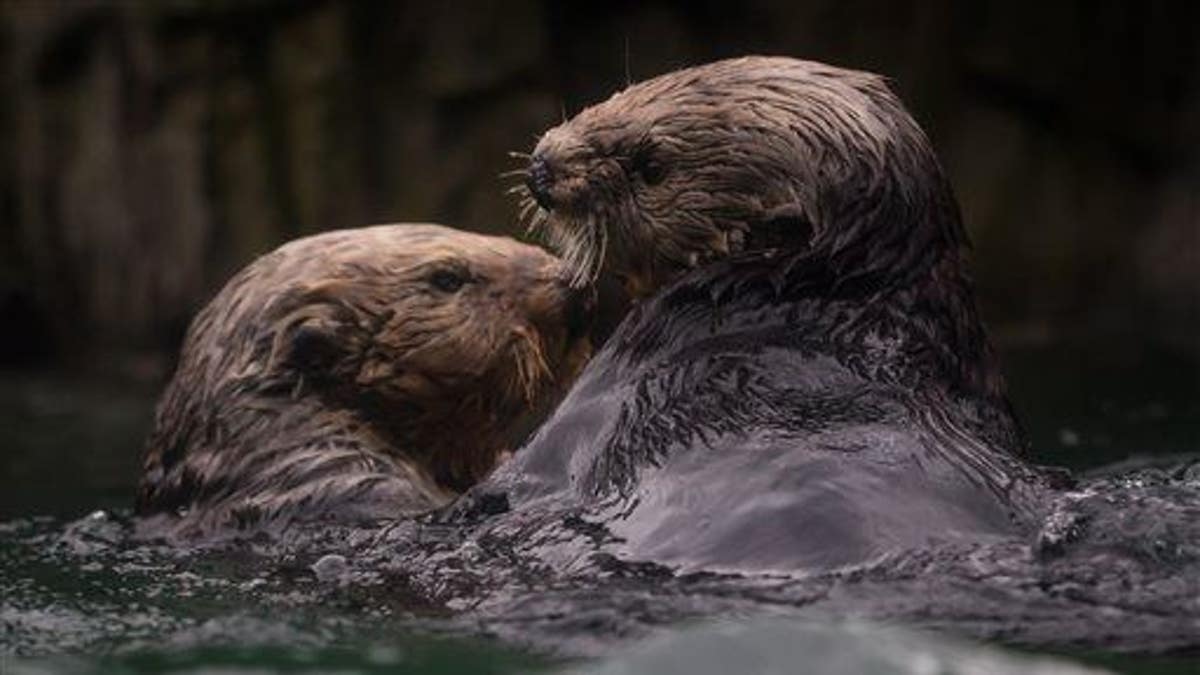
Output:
753,203,815,251
266,308,349,376
269,282,359,374
286,320,344,372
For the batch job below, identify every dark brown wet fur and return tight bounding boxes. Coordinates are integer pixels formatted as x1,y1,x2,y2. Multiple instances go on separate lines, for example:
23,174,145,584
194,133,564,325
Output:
457,56,1059,573
136,224,591,538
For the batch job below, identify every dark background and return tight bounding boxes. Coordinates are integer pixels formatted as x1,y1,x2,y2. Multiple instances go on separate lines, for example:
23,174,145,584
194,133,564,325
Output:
2,0,1197,375
0,1,1196,517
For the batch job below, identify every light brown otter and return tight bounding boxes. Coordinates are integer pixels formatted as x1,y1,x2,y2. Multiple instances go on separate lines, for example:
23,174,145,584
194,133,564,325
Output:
518,56,961,300
136,224,591,537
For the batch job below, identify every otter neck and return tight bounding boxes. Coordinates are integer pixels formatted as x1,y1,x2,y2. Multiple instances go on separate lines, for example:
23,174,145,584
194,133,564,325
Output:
346,389,512,493
820,244,1008,406
623,236,1010,414
749,134,1002,399
903,248,1009,404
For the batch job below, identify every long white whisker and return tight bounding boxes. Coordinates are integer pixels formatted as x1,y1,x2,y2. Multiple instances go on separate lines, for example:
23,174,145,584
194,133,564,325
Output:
526,209,547,236
518,198,533,219
595,218,609,285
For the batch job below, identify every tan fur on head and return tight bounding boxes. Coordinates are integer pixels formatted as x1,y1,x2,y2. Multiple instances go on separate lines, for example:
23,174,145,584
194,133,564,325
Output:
515,56,966,297
137,224,591,536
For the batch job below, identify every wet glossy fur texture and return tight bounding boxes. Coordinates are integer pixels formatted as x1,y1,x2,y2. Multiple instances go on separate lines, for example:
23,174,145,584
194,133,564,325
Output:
137,224,589,537
519,57,961,300
458,56,1057,573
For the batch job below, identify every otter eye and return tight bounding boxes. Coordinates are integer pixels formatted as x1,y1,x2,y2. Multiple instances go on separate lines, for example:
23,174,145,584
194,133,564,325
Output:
631,144,666,186
428,269,468,293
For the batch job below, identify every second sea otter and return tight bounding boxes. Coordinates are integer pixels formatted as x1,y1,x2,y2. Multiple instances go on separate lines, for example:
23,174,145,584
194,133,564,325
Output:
467,56,1058,573
137,224,591,538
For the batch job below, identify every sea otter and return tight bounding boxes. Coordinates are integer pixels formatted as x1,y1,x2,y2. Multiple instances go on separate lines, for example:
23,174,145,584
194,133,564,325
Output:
455,57,1057,573
137,224,591,538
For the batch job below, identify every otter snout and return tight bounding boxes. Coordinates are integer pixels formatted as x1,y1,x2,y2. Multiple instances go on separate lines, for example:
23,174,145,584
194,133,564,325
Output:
526,126,593,213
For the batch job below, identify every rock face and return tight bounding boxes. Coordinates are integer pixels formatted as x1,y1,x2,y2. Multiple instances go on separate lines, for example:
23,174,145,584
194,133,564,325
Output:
1,0,1197,369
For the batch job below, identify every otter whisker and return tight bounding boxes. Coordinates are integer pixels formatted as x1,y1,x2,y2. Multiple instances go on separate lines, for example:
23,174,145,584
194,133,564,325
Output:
554,213,601,289
518,198,535,222
515,353,538,404
577,219,596,288
525,208,548,237
594,216,610,286
511,348,529,402
508,150,532,160
557,212,606,288
528,334,552,380
510,326,552,406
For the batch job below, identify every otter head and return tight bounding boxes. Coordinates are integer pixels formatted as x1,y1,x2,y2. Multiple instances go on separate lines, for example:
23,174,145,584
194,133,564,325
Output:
262,225,591,431
519,56,966,297
264,226,592,468
139,224,591,525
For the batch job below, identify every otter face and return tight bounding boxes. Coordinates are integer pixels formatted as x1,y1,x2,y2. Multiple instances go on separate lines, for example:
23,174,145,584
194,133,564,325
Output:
267,226,590,414
255,225,593,482
517,56,961,297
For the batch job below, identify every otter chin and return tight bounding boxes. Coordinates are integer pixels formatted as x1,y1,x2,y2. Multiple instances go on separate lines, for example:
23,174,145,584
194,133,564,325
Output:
136,224,591,538
459,56,1054,574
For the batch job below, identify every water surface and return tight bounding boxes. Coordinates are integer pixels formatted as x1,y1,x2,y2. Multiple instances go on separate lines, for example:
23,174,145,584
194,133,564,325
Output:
1,338,1197,674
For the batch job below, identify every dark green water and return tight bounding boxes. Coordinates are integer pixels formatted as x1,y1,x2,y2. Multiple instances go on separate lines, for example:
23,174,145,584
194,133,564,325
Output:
1,338,1197,674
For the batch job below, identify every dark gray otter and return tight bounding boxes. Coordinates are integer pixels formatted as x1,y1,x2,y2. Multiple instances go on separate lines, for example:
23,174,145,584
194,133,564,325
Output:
137,224,591,538
458,57,1059,573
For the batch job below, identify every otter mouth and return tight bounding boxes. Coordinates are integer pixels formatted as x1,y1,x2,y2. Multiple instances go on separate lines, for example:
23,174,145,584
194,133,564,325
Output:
506,311,593,409
507,148,613,289
511,181,608,289
540,212,609,290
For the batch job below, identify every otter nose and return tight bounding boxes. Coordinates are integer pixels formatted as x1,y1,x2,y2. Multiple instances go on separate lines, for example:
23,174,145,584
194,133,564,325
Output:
526,154,555,210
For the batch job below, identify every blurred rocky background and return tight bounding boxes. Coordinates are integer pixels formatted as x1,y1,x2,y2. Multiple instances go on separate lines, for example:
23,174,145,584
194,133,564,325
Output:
1,0,1197,377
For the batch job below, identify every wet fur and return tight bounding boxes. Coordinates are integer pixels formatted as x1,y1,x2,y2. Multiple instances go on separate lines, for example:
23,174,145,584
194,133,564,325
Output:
461,57,1057,572
519,57,963,302
138,224,589,538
